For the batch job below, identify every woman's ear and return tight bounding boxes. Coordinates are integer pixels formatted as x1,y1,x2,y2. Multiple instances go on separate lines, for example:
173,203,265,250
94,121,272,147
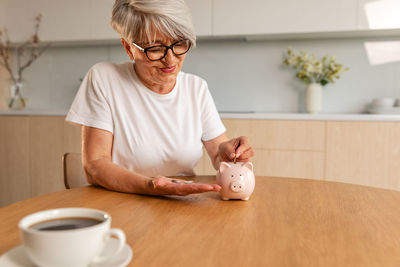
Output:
121,38,134,60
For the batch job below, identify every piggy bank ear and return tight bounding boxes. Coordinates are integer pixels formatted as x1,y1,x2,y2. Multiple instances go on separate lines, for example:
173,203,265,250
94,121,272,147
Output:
243,162,254,172
219,162,231,172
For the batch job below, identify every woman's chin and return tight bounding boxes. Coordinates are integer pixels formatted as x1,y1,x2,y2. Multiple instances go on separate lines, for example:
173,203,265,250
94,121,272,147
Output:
158,71,178,82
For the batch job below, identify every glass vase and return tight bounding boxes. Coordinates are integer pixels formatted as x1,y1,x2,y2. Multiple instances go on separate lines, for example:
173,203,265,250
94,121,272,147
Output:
7,81,27,110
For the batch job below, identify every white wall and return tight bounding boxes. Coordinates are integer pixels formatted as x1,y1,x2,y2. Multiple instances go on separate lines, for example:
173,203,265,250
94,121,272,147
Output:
7,36,400,113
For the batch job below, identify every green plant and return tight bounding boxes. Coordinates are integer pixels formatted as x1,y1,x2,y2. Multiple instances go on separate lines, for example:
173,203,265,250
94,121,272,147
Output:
283,48,349,86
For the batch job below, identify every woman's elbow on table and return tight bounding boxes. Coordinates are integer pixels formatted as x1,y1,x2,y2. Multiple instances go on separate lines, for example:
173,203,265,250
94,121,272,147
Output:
82,158,104,186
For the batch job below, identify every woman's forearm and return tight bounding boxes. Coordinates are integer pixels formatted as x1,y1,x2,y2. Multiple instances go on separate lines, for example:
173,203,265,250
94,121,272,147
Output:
84,158,155,194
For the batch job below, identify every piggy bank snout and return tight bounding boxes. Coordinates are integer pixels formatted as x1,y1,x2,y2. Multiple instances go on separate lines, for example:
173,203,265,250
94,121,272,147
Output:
230,181,245,193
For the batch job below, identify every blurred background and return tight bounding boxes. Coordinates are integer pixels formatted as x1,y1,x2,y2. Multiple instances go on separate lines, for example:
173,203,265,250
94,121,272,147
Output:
1,0,400,113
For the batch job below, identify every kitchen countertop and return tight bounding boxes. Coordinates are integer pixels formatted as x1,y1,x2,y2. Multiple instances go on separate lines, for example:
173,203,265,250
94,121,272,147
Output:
0,109,70,116
220,112,400,121
1,109,400,121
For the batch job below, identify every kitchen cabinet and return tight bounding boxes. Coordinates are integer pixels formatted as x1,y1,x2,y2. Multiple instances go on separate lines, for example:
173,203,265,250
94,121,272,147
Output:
0,2,5,27
213,0,358,36
2,116,400,207
326,121,400,191
0,116,81,207
0,116,30,207
0,0,211,44
90,0,121,40
3,0,400,44
186,0,213,37
1,0,119,43
195,119,326,180
0,0,37,43
197,119,400,192
225,119,326,181
88,0,214,40
39,0,97,42
29,117,65,197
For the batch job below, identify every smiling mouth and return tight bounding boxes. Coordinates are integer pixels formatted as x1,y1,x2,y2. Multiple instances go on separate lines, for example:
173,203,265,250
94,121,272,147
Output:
160,66,176,73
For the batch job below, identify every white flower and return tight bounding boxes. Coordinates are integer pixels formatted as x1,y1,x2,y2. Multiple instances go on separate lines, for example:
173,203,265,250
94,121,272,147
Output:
283,48,349,86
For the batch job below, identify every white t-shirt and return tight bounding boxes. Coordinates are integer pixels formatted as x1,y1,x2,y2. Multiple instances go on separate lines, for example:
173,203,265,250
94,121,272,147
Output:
66,62,225,177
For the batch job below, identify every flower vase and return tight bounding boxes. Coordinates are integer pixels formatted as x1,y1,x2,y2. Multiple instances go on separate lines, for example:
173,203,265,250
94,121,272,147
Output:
305,83,322,114
7,82,27,110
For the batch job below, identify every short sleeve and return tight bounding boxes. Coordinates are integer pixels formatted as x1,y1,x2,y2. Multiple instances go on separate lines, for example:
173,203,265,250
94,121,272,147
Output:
65,68,114,133
200,82,226,141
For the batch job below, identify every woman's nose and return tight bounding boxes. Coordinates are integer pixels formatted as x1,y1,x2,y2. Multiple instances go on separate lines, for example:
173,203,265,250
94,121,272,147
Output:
163,48,175,63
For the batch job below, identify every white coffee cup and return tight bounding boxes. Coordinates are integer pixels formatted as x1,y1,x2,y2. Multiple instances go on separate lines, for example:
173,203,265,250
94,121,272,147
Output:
19,208,126,267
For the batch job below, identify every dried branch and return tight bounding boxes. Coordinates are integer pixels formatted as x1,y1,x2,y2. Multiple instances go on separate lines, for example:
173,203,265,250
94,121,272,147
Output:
0,13,50,85
0,28,16,83
17,42,51,81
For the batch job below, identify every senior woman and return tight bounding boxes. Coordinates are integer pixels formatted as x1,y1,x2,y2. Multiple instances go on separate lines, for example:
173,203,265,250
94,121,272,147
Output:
66,0,254,196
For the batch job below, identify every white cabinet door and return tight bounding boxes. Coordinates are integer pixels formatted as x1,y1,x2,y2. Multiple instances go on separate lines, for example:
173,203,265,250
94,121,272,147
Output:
38,0,92,42
1,0,92,42
0,0,42,43
213,0,358,35
92,0,213,39
186,0,212,37
1,0,118,43
0,2,5,29
90,0,119,40
39,0,119,42
1,0,209,43
358,0,400,30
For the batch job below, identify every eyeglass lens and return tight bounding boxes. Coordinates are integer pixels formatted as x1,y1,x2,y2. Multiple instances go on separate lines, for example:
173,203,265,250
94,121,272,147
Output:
146,40,190,61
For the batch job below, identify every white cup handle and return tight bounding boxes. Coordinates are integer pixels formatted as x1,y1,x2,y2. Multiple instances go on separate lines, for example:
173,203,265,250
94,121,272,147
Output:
91,228,126,263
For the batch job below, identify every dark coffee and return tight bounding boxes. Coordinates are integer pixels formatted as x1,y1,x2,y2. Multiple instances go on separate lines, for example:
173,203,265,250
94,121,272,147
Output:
29,217,103,231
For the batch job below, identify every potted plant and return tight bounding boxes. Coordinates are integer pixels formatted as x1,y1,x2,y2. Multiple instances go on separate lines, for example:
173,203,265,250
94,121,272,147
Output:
283,48,349,114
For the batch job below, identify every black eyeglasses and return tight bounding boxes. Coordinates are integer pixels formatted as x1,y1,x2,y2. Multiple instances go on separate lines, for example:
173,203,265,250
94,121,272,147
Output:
132,39,191,61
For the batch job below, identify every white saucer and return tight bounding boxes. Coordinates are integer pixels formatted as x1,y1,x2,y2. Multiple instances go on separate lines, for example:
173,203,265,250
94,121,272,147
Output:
0,238,133,267
90,238,133,267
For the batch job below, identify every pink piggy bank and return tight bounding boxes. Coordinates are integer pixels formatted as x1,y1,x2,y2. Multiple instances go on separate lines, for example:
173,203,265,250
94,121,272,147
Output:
216,162,255,200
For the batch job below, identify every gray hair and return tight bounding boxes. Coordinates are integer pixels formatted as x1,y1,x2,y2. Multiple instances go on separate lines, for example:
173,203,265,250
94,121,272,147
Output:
111,0,196,48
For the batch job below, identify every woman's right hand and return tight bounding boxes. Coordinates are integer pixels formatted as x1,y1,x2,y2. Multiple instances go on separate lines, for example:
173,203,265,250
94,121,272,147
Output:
150,176,221,196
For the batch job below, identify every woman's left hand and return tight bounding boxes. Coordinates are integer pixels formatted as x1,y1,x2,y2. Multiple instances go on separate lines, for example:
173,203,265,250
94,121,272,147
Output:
218,136,255,162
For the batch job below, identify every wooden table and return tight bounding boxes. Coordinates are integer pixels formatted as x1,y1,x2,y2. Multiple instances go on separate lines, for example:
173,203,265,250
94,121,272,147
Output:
1,176,400,267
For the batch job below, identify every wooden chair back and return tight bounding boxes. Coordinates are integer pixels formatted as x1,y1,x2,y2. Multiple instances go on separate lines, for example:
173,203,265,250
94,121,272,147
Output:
62,152,88,189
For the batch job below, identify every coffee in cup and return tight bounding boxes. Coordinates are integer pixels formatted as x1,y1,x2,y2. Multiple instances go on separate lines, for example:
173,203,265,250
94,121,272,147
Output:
19,208,126,267
29,217,102,231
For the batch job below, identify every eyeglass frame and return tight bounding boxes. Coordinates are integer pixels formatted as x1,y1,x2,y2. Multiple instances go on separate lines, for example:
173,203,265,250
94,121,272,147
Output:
131,39,191,61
